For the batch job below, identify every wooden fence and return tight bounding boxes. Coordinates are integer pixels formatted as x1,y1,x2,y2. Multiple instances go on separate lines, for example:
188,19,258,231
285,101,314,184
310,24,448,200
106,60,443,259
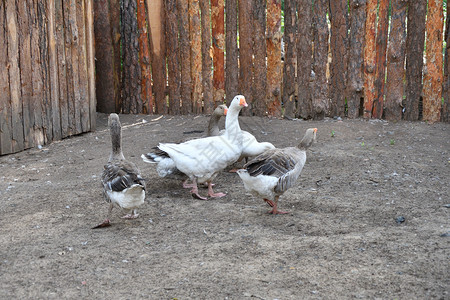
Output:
95,0,449,123
0,0,96,156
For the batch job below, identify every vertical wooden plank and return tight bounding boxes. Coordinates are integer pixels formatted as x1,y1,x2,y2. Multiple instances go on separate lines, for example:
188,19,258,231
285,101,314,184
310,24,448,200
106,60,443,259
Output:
68,0,82,133
363,0,377,118
329,0,348,117
422,0,443,123
189,0,202,113
0,1,12,154
253,0,267,116
177,0,192,113
238,0,253,115
443,5,450,123
404,1,426,121
347,0,366,118
30,0,45,146
147,0,167,114
137,0,153,114
111,0,121,112
85,0,96,130
372,0,389,118
225,0,238,106
266,0,282,117
312,0,329,119
282,0,296,119
93,0,117,113
55,0,69,137
62,0,76,135
211,0,225,107
296,0,313,119
17,0,33,148
423,0,444,123
384,0,407,121
121,0,141,114
200,0,213,113
6,0,24,152
166,0,181,115
47,0,62,139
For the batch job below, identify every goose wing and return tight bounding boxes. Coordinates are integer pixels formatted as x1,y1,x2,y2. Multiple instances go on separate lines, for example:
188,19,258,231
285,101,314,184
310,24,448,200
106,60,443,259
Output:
102,160,146,194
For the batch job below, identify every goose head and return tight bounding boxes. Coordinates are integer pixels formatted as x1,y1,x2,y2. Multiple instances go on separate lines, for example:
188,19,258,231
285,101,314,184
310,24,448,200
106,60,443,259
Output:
298,128,317,150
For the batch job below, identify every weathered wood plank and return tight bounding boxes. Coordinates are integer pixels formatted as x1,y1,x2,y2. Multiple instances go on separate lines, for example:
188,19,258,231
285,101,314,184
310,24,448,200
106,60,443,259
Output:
55,0,69,137
238,0,253,115
443,4,450,123
39,0,54,142
47,0,62,140
329,0,348,117
422,0,443,123
372,0,389,118
68,0,82,133
347,0,366,118
85,0,96,130
297,0,313,119
0,1,12,154
225,0,238,106
266,0,282,117
93,0,116,113
121,0,141,114
211,0,225,107
282,0,296,119
189,0,202,113
165,0,181,115
6,0,25,152
110,0,121,112
404,1,426,121
384,0,407,121
200,0,213,113
363,0,377,118
252,0,267,116
30,0,45,146
137,0,153,114
17,0,33,148
177,0,192,113
147,0,167,114
312,0,329,119
62,0,76,135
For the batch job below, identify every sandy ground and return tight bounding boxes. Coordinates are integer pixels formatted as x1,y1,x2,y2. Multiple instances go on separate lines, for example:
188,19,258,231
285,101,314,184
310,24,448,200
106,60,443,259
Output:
0,113,449,299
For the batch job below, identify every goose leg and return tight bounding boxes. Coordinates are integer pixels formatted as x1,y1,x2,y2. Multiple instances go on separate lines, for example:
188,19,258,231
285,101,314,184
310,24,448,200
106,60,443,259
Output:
92,203,113,229
190,178,208,200
207,181,226,198
264,198,275,207
268,196,289,215
122,209,139,219
182,179,195,189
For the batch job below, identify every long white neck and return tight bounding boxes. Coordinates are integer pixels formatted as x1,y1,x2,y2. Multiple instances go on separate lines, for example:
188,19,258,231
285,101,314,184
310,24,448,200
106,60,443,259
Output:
224,105,242,140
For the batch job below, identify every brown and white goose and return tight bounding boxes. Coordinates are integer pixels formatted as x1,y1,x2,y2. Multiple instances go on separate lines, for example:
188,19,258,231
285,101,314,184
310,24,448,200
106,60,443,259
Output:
236,128,317,214
144,95,247,200
207,104,228,136
93,114,146,228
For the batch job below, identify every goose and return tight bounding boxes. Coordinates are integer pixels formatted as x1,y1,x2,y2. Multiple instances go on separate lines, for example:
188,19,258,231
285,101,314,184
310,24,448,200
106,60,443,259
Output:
236,128,317,214
144,95,247,200
141,104,228,185
93,114,146,228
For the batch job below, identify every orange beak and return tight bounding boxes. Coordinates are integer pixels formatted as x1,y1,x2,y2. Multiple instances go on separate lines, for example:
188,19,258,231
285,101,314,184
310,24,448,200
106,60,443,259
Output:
224,108,228,115
239,96,248,107
313,128,318,133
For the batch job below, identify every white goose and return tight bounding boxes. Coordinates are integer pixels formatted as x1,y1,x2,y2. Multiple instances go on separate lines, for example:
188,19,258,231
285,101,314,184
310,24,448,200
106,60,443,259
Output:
141,104,228,183
145,95,247,200
236,128,317,214
93,114,146,228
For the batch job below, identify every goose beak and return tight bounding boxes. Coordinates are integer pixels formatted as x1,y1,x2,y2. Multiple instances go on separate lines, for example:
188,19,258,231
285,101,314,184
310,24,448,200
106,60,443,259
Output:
239,96,248,107
313,128,318,133
224,108,228,115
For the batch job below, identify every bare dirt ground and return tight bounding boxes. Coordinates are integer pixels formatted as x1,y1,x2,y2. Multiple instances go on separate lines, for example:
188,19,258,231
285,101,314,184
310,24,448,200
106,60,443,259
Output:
0,113,449,299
